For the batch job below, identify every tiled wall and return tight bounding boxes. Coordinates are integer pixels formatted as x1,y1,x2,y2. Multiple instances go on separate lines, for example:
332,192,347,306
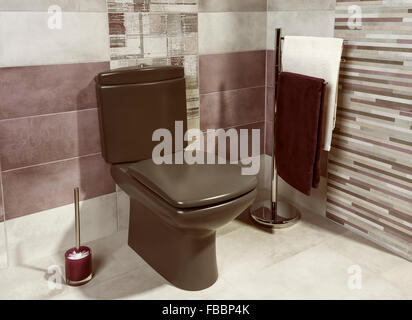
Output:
106,0,200,131
327,0,412,260
1,0,409,266
266,0,336,155
198,0,267,155
265,0,336,215
0,0,117,265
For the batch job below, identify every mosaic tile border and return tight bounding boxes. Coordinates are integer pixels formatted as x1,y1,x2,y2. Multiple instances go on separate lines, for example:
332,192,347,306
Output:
107,0,200,127
330,0,412,259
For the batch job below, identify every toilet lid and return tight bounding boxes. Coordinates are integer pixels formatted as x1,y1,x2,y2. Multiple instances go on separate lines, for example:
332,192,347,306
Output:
127,152,258,209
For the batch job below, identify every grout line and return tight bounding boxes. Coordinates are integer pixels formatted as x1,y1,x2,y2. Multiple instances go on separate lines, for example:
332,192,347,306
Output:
200,85,266,96
201,120,265,134
199,49,267,57
2,152,102,173
198,11,267,14
226,120,265,130
267,9,336,13
0,60,110,69
0,107,98,123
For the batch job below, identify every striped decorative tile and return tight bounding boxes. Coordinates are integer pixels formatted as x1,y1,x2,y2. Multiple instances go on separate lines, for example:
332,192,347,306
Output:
107,0,200,129
108,0,197,13
330,0,412,259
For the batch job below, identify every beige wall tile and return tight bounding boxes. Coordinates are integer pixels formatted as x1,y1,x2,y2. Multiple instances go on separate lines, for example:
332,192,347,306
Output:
0,12,110,67
116,189,130,231
0,222,6,269
0,159,6,269
199,12,267,54
268,0,336,11
0,0,107,12
199,0,267,12
5,193,117,266
267,10,336,49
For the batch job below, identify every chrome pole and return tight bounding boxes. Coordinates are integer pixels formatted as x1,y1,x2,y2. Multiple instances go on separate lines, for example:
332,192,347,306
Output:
250,28,301,228
74,187,81,251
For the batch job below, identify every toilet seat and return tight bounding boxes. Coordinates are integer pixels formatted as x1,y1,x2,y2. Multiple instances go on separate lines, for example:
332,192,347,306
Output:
111,161,257,230
127,152,257,209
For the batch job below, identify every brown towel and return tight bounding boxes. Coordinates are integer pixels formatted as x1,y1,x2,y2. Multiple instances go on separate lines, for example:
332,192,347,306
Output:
275,72,326,196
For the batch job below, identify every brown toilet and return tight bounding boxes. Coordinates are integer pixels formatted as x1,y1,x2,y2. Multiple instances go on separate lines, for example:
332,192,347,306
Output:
95,66,257,291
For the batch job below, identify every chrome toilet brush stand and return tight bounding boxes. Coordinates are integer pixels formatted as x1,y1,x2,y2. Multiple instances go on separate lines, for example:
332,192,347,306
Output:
250,28,301,229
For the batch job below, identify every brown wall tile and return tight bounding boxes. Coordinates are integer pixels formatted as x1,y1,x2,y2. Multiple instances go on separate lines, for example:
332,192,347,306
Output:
203,121,265,160
200,86,265,131
2,154,115,219
0,62,109,120
199,50,266,94
0,109,101,171
266,50,275,88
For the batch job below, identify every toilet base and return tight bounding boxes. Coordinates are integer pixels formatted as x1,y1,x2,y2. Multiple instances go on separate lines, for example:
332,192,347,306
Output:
128,199,218,291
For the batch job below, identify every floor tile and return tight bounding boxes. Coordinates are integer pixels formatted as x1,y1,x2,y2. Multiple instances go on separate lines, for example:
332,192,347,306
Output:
216,209,346,282
0,209,410,300
225,241,406,300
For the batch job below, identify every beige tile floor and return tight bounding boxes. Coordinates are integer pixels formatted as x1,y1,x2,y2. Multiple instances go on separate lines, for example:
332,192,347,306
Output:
0,208,410,300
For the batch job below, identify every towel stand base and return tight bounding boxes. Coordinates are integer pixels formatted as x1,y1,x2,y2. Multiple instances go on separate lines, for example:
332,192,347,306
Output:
250,200,301,229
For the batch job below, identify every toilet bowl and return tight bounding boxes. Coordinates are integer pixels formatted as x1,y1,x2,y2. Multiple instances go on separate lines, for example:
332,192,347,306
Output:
95,66,258,291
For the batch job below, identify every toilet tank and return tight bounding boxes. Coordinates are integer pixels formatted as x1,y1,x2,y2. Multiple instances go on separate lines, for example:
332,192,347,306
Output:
95,66,187,164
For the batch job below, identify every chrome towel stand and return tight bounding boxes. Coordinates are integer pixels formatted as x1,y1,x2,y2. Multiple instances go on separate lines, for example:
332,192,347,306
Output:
250,28,342,229
250,28,302,228
250,28,344,228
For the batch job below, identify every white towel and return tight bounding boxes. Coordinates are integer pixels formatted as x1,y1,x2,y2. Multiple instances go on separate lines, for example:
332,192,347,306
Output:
282,36,344,151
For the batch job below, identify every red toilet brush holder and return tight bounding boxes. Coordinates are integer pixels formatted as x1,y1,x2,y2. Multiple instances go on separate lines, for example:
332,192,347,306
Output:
65,246,92,286
65,188,93,286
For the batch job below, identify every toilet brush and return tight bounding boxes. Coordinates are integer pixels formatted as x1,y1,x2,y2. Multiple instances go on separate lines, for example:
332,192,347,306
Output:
65,187,93,286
